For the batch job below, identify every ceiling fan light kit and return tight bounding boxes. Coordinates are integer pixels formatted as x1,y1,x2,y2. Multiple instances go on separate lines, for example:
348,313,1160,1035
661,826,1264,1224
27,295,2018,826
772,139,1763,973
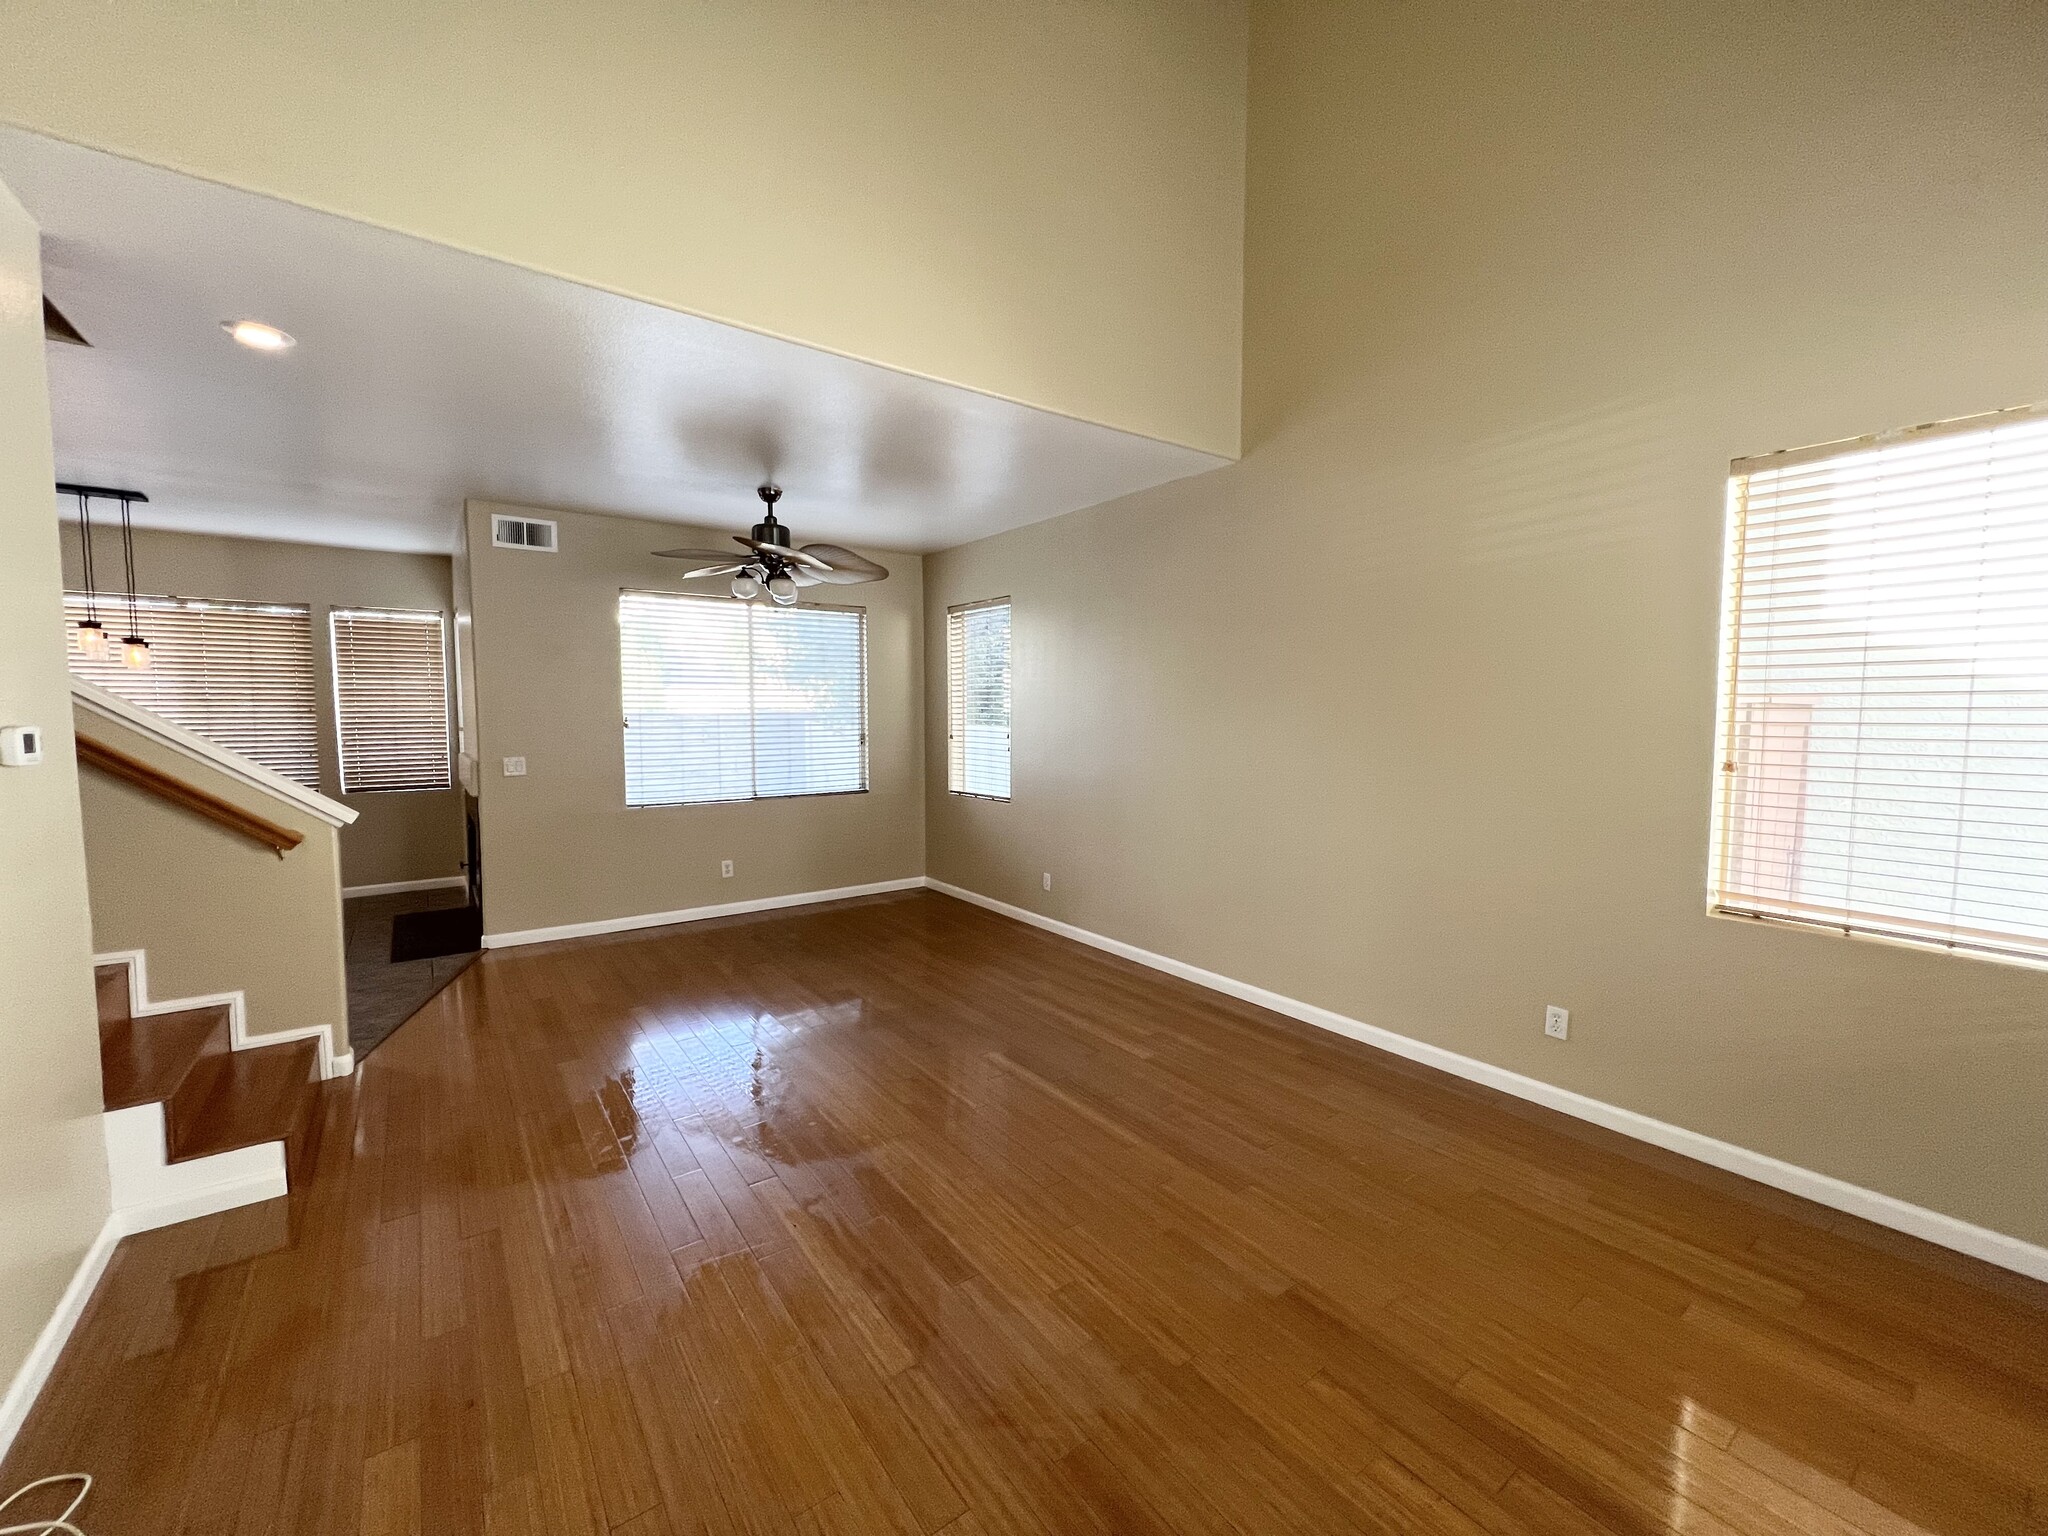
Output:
652,484,889,604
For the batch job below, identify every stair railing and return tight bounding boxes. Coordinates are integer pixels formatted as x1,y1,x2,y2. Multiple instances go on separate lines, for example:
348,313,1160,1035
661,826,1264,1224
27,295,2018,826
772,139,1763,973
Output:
74,732,305,857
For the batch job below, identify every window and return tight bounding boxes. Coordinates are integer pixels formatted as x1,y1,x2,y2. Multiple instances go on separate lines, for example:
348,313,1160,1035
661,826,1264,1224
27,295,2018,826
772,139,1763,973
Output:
1710,404,2048,964
947,598,1011,799
619,590,867,807
331,608,453,793
64,592,319,786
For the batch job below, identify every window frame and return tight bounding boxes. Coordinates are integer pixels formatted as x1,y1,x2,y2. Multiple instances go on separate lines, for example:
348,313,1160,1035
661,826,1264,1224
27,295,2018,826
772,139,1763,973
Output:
329,606,455,796
617,587,870,810
946,596,1012,802
1707,401,2048,968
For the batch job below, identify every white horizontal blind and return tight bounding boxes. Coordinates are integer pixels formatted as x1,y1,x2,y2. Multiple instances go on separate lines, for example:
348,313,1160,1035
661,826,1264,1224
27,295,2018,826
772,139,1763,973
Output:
1711,406,2048,962
947,599,1011,798
622,593,752,805
64,592,319,786
752,603,868,798
619,590,866,807
331,608,453,793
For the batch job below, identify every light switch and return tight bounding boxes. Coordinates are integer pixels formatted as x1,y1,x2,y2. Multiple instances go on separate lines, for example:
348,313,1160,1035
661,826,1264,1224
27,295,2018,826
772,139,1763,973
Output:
502,756,527,777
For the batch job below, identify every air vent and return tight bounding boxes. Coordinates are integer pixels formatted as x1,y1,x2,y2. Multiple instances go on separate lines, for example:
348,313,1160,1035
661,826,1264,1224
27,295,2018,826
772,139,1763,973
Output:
491,514,558,552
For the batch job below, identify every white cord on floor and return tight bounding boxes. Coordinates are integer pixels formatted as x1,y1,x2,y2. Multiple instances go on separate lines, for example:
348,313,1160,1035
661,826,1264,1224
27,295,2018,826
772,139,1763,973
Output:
0,1473,90,1535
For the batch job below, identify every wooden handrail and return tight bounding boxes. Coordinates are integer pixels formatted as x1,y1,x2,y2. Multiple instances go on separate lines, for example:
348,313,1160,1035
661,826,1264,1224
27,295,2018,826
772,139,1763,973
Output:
76,732,305,857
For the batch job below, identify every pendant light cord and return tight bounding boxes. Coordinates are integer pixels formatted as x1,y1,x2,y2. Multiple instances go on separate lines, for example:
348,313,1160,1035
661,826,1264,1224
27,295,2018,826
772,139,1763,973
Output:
119,494,139,640
75,491,97,626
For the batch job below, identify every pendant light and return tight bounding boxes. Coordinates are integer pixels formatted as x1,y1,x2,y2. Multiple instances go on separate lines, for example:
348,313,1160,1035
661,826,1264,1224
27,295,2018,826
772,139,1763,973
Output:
56,483,151,666
116,492,149,670
70,489,108,659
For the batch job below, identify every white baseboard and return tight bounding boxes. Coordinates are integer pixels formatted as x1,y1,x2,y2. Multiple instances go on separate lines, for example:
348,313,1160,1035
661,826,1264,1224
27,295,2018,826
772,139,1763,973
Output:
97,949,351,1079
481,876,927,950
342,874,468,899
924,879,2048,1285
0,1213,121,1466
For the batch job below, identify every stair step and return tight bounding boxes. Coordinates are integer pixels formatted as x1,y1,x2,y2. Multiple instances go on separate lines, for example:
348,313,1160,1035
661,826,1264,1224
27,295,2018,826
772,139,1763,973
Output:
100,1004,232,1112
95,963,131,1026
167,1036,322,1170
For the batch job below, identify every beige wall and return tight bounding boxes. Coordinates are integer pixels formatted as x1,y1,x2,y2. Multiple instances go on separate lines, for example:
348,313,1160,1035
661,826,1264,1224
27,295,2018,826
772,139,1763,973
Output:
0,0,1247,457
74,706,351,1058
58,527,463,890
466,501,924,939
0,178,110,1410
927,0,2048,1246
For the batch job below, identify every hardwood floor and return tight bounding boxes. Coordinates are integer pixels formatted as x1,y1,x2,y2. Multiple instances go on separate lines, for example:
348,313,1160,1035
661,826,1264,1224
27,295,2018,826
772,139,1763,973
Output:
8,889,2046,1534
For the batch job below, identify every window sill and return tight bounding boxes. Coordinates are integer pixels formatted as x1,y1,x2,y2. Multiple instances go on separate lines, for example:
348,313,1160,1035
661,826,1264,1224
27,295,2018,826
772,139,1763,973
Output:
627,787,871,810
1708,903,2048,974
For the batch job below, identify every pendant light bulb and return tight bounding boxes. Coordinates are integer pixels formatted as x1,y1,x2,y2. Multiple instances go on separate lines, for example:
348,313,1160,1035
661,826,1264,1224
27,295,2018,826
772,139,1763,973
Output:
767,573,797,605
731,573,760,600
120,634,151,670
76,620,109,659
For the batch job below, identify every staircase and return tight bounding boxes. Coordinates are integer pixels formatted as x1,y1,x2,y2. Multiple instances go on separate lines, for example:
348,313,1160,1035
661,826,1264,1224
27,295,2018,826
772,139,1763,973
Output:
67,677,355,1230
96,955,326,1231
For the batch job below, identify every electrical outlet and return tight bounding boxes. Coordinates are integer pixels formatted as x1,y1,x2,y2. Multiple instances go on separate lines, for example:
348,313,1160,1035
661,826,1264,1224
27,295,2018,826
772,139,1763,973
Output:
1042,872,1053,892
1544,1005,1569,1040
502,756,526,777
721,859,734,878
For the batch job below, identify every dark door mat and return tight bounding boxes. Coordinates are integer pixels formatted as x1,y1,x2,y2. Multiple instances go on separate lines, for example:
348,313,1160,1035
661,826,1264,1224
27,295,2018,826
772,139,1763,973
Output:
390,904,483,962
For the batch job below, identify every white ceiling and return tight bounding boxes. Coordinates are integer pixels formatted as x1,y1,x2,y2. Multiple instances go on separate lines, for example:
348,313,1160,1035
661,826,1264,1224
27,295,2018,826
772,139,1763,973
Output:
1,128,1226,556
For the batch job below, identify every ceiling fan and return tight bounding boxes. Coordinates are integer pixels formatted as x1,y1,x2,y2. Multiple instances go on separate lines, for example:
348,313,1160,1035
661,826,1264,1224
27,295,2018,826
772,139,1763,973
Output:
653,485,888,604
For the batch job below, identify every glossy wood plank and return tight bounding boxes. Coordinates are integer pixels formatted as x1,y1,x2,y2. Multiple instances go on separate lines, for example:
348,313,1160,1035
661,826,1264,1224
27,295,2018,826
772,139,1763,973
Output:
166,1034,322,1171
8,890,2046,1534
98,1004,230,1112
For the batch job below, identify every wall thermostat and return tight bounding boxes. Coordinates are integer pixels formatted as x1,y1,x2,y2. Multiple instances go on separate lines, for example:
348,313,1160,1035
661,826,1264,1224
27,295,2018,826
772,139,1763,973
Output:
1,725,44,766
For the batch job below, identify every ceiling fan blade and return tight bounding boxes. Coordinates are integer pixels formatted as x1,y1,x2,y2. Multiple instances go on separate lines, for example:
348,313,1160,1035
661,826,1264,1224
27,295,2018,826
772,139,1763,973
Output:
789,568,827,587
734,536,832,570
653,547,748,562
652,553,749,578
799,544,890,582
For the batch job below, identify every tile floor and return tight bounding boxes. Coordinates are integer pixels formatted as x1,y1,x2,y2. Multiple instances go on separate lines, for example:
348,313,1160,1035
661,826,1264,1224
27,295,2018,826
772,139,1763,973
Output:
341,886,478,1060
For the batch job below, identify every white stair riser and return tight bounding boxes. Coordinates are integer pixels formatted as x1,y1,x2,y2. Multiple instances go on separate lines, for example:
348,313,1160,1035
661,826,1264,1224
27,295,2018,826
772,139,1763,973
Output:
101,1102,287,1232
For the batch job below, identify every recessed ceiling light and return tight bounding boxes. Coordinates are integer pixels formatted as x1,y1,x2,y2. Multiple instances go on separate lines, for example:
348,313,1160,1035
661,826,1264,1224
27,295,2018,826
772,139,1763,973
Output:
222,319,295,352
